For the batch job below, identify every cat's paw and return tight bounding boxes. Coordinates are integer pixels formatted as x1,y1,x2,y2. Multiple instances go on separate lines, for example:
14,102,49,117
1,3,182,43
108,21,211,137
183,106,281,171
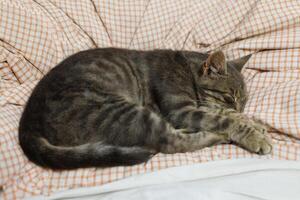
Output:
248,119,268,135
239,129,272,155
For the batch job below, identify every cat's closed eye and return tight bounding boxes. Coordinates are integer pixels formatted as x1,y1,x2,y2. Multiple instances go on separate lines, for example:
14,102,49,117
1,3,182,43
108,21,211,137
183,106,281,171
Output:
223,94,235,104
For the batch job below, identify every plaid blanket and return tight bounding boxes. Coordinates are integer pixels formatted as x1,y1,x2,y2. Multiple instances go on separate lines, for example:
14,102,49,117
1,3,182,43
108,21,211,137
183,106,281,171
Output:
0,0,299,199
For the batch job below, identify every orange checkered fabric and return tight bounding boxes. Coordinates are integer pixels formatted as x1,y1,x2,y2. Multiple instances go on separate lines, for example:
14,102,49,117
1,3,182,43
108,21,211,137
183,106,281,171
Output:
1,0,300,199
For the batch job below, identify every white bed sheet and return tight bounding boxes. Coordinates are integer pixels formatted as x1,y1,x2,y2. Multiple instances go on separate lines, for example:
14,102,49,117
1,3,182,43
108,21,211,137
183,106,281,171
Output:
29,158,300,200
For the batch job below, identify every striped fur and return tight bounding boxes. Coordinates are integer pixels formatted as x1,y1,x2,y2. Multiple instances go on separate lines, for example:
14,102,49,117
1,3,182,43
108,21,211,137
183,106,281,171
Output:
19,48,272,169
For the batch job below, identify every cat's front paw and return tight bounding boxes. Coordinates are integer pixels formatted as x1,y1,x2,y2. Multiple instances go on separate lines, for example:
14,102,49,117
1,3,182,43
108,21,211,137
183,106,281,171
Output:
238,128,272,155
247,119,268,135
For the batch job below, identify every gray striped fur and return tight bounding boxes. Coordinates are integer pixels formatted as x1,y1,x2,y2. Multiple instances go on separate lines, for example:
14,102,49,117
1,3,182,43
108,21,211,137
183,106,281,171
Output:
19,48,272,169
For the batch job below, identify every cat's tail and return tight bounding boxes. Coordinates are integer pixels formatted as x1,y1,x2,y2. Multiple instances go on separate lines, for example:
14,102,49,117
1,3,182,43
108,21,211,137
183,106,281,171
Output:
20,136,154,170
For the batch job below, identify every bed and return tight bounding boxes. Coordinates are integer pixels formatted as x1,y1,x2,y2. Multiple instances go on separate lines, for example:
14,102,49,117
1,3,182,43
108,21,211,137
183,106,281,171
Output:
28,159,300,200
0,0,300,199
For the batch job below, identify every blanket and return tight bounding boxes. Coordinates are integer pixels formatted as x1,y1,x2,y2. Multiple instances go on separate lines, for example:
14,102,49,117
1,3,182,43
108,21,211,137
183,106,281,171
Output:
0,0,299,199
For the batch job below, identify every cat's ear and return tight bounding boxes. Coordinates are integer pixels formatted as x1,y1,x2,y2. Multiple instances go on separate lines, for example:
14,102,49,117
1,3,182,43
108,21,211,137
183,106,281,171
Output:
228,54,252,72
203,51,227,76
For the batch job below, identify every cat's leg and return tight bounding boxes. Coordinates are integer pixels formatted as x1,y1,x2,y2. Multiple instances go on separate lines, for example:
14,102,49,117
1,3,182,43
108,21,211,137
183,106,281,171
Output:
158,129,229,153
92,95,229,154
165,103,272,154
94,95,269,155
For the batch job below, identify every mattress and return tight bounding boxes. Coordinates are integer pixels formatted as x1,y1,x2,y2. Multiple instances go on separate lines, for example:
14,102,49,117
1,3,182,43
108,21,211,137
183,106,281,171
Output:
0,0,300,199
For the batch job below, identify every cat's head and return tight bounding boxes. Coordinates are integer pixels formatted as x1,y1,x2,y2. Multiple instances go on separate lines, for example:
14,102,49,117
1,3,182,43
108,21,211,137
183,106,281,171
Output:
197,51,250,112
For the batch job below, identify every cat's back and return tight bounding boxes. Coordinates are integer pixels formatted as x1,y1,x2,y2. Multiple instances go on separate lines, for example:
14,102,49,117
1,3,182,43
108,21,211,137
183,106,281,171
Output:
48,48,145,82
34,48,149,98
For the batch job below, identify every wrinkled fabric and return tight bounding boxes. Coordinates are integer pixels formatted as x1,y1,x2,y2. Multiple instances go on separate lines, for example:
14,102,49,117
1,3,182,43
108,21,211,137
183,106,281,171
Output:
0,0,299,199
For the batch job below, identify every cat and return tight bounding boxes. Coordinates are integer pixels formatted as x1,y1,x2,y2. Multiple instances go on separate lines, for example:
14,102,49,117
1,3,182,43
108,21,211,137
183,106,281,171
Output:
19,48,272,169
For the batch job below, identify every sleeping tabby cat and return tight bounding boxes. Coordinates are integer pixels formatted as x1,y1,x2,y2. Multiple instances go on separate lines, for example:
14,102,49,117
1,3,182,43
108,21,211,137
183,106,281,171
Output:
19,48,272,169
